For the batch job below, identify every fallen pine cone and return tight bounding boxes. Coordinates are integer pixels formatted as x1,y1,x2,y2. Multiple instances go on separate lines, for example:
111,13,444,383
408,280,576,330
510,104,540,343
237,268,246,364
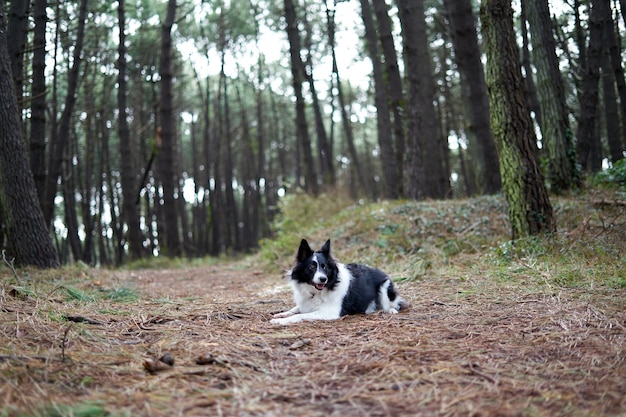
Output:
195,352,215,365
143,355,174,374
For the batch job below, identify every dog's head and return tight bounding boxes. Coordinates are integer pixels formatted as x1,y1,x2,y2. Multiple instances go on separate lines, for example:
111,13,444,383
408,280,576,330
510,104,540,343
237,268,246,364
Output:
291,239,338,291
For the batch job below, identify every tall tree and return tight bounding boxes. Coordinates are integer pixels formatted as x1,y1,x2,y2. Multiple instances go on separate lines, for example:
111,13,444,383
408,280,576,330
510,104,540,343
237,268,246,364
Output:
42,0,88,227
480,0,555,239
524,0,580,193
7,0,29,102
29,0,48,203
157,0,182,256
359,0,398,199
284,0,319,195
443,0,501,195
398,0,448,200
325,0,372,199
118,0,144,260
372,0,405,197
0,2,59,268
302,7,334,187
576,0,606,171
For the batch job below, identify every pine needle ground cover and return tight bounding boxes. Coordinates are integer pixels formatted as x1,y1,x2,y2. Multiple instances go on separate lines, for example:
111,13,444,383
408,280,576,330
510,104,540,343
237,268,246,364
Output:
1,192,624,417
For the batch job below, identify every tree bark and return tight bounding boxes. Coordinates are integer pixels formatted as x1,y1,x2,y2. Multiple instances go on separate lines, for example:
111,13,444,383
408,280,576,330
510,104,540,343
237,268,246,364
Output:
480,0,555,239
359,0,398,199
372,0,405,197
576,0,606,170
43,0,88,227
118,0,144,260
0,3,59,268
157,0,182,256
443,0,501,195
398,0,448,200
284,0,319,195
524,0,580,192
29,0,48,203
7,0,29,103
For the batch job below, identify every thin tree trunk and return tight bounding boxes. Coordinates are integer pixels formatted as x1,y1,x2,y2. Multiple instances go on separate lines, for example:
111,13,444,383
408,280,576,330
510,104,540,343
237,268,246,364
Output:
284,0,318,195
29,0,47,204
443,0,501,195
325,0,372,199
480,0,555,239
576,0,606,170
359,0,398,199
372,0,405,197
43,0,88,227
118,0,144,260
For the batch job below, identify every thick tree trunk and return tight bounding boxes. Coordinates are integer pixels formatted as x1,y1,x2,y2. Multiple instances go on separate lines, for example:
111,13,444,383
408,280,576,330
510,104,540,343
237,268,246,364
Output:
480,0,555,239
157,0,182,256
525,0,580,193
444,0,501,195
0,3,59,268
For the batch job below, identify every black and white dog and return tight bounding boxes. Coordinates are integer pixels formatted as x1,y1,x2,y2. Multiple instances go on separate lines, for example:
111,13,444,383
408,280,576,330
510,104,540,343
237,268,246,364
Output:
270,239,406,324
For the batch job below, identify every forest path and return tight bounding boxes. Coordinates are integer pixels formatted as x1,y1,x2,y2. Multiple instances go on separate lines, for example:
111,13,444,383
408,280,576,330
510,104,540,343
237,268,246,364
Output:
1,260,625,416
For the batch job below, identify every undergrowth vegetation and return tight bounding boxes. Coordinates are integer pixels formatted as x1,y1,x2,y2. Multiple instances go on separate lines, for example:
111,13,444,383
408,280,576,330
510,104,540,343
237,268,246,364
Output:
259,188,625,290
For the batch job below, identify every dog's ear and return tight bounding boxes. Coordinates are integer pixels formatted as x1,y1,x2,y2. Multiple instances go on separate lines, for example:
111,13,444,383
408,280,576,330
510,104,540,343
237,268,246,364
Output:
319,239,331,255
297,239,313,262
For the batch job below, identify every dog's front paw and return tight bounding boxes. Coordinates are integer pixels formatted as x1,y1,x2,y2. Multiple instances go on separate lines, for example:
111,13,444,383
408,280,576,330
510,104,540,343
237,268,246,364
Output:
273,311,293,318
270,315,302,325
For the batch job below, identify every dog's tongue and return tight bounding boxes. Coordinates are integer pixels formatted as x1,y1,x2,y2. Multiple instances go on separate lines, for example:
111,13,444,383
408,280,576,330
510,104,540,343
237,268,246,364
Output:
314,283,325,291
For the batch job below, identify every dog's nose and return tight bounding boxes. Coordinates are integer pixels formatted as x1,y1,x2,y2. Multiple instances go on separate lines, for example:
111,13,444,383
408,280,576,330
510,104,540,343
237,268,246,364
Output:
319,277,327,283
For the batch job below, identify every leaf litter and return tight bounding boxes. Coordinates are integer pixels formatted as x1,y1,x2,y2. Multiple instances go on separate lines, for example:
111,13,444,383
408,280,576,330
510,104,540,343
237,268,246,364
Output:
0,193,625,416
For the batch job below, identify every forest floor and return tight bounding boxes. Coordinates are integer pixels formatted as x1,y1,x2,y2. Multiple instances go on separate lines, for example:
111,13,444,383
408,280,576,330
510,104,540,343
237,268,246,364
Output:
1,191,625,417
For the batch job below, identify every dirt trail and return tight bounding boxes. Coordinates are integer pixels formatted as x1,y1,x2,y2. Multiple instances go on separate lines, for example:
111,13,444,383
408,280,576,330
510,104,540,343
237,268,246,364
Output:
1,262,625,416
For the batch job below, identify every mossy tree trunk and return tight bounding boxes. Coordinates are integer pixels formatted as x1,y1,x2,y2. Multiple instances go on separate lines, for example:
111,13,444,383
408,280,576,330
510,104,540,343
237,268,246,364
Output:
480,0,555,240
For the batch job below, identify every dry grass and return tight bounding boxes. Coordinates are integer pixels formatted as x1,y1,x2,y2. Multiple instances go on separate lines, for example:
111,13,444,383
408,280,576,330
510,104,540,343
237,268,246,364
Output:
1,192,625,417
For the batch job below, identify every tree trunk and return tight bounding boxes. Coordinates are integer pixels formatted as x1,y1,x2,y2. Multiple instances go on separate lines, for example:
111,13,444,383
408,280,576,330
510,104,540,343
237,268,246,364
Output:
117,0,144,260
325,0,372,199
359,0,398,199
480,0,555,239
7,0,29,104
601,3,626,161
0,3,59,268
302,8,335,187
157,0,182,256
577,0,606,170
29,0,47,204
284,0,318,195
372,0,405,197
443,0,501,195
398,0,448,200
43,0,88,227
524,0,580,192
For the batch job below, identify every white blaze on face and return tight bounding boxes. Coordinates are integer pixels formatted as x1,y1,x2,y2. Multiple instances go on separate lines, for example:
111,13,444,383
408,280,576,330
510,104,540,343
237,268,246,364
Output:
312,254,328,289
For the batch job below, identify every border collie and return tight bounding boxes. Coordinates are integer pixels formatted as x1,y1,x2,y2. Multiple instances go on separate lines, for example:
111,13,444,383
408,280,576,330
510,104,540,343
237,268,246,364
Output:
270,239,406,325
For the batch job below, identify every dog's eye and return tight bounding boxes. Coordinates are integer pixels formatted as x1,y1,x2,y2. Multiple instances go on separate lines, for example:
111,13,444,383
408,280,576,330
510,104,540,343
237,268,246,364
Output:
309,264,316,270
